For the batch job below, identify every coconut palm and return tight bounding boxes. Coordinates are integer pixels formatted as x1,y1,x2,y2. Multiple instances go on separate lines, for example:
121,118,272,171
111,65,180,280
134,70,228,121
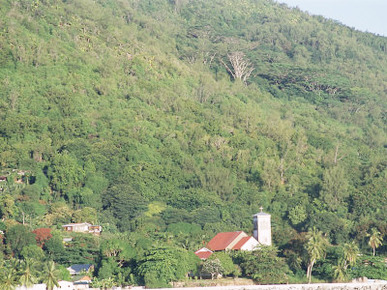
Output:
19,258,38,287
305,227,328,283
0,266,18,290
333,259,347,282
342,241,359,269
367,228,383,256
43,261,59,290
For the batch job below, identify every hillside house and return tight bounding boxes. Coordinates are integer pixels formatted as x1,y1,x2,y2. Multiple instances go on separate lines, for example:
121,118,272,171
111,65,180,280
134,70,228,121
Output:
66,264,94,276
62,223,102,235
74,276,92,289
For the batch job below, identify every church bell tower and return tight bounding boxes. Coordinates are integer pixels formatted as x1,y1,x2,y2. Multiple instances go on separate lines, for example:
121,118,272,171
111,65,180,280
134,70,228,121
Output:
253,207,272,246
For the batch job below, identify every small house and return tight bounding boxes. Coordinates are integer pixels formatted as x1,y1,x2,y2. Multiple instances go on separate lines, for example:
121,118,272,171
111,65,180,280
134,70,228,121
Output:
55,281,74,289
74,276,92,289
66,264,94,276
62,223,102,235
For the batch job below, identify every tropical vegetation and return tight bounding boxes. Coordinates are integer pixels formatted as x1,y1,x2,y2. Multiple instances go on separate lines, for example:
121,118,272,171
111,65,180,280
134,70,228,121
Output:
0,0,386,287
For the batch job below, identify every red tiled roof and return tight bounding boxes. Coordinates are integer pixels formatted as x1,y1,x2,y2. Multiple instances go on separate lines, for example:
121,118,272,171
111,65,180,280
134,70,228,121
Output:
232,236,251,250
194,247,213,260
207,231,243,251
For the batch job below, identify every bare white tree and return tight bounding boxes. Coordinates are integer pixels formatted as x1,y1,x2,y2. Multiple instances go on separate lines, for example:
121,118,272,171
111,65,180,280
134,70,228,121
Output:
220,51,254,83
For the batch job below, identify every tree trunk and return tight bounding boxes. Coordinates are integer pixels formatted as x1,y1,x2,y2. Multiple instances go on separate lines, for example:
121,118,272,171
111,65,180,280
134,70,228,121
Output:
307,259,315,284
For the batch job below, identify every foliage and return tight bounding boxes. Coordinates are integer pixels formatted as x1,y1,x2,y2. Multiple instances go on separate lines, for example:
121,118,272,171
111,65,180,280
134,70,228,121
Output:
348,255,387,280
0,0,386,285
6,225,36,257
43,261,60,290
367,228,383,256
0,265,18,290
208,252,240,277
32,228,52,247
57,265,71,281
201,258,224,280
305,227,329,283
21,245,45,261
43,235,65,262
137,246,200,287
235,246,290,284
19,258,38,287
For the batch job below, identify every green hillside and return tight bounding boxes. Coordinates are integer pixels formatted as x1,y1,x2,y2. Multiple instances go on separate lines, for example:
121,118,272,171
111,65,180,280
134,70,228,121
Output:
0,0,386,287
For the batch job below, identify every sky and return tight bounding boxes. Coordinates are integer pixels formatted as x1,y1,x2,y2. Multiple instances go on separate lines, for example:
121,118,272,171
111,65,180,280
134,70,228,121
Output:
276,0,387,37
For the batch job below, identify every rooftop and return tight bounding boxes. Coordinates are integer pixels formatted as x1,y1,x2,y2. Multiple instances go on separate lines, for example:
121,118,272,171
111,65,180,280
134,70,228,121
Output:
194,247,213,260
232,236,252,250
207,231,245,251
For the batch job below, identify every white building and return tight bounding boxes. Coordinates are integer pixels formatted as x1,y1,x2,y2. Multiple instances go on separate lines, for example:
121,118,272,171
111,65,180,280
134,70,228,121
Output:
253,207,272,246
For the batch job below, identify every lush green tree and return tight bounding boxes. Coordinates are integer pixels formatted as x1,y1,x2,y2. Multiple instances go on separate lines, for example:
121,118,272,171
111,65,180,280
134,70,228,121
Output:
99,238,136,270
320,166,349,212
6,225,36,257
342,241,359,269
97,258,119,280
305,227,328,283
19,258,38,288
349,255,387,280
0,194,17,219
48,152,85,197
332,259,347,282
235,246,289,284
43,235,65,262
367,228,383,256
208,252,240,277
21,245,45,261
57,265,71,281
42,261,59,290
288,204,307,226
44,202,73,225
72,207,98,224
166,222,201,235
0,265,18,290
103,184,147,231
201,258,224,280
137,246,199,288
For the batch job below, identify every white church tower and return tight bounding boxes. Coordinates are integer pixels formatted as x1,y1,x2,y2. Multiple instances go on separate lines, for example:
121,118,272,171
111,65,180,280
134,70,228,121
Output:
253,207,272,246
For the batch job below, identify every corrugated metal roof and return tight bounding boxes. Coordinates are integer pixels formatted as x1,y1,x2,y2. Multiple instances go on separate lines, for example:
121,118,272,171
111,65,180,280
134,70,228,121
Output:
62,222,92,227
207,231,243,251
232,236,251,250
194,248,213,260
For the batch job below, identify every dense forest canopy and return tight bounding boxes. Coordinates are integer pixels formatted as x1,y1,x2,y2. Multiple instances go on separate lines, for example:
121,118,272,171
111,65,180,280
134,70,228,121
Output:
0,0,386,287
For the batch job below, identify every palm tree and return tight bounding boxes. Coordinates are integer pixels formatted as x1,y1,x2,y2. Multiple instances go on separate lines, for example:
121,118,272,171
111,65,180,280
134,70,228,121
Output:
367,228,383,256
43,261,59,290
333,259,346,282
19,258,38,288
342,241,359,269
102,277,117,288
305,227,328,283
0,266,18,290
